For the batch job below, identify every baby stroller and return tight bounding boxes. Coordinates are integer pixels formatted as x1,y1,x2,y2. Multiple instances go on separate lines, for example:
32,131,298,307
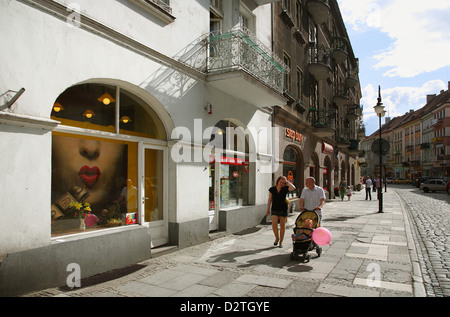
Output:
290,210,322,262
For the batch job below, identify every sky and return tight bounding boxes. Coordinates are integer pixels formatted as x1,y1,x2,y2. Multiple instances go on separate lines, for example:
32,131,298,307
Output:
337,0,450,137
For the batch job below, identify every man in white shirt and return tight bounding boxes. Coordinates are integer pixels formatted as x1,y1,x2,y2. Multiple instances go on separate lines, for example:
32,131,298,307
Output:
299,177,326,223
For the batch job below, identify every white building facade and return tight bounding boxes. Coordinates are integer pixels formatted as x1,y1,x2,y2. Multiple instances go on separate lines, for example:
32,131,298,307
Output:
0,0,286,295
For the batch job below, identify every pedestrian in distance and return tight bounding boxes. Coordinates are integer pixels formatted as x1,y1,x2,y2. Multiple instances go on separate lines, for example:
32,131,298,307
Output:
338,178,346,201
346,186,353,201
365,176,372,200
267,176,296,248
299,177,326,224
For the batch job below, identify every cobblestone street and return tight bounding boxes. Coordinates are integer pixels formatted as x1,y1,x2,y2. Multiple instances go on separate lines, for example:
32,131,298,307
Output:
390,185,450,297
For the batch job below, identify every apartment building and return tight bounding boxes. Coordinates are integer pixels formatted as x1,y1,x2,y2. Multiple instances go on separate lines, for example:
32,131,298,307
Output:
361,83,450,180
271,0,363,202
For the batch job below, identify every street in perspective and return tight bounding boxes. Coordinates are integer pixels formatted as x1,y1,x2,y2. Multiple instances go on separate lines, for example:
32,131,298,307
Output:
2,1,450,301
25,184,450,298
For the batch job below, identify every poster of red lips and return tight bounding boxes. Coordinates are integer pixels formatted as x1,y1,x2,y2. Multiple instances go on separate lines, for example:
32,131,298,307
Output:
51,133,128,234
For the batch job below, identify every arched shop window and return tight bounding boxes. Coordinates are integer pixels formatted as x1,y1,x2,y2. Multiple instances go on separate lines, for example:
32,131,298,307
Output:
283,146,299,198
209,120,251,209
50,83,166,237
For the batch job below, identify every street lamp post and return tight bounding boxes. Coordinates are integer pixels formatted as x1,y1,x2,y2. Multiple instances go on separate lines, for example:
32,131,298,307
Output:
374,85,385,213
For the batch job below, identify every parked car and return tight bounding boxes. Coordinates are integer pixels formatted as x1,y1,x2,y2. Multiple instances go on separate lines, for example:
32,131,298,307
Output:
420,179,448,193
413,176,434,188
386,177,395,184
394,178,411,184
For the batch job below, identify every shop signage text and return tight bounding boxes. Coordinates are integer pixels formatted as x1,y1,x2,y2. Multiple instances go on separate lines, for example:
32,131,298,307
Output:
285,128,303,143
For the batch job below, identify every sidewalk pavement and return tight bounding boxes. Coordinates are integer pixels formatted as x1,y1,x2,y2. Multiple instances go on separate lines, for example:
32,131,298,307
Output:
25,187,426,298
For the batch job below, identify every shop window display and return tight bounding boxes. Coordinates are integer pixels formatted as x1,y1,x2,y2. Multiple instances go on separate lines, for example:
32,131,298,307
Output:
211,120,251,209
50,83,165,236
219,156,249,208
51,133,138,234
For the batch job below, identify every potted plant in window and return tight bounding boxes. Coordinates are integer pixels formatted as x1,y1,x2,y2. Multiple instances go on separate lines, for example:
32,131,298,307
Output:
70,202,91,231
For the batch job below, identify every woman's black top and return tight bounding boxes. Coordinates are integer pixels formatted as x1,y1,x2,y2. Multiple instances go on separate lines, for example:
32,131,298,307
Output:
269,186,289,217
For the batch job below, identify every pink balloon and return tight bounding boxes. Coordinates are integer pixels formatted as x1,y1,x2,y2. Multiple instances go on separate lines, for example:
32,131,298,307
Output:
312,227,332,246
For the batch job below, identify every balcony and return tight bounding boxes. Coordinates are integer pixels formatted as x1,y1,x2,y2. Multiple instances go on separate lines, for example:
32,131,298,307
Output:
405,145,414,152
206,27,289,107
307,0,330,25
336,128,350,148
345,73,359,88
346,105,360,121
348,139,360,155
420,142,430,149
336,137,350,148
309,108,335,138
331,37,348,64
308,45,332,81
332,83,349,107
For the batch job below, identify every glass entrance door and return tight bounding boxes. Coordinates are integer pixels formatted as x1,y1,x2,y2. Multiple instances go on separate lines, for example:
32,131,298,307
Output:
140,144,167,247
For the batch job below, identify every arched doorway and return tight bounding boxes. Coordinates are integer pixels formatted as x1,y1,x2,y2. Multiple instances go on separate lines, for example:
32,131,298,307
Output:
310,152,320,181
283,146,304,196
208,119,254,231
50,82,169,247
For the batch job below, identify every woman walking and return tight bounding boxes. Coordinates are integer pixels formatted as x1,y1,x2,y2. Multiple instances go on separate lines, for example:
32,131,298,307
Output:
338,178,347,201
266,176,296,247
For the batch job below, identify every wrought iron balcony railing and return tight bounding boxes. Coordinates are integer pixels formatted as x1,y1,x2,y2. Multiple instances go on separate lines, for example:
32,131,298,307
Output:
308,108,336,138
308,108,336,128
332,82,349,106
348,139,360,152
345,73,359,88
206,27,289,93
331,36,348,64
308,45,332,81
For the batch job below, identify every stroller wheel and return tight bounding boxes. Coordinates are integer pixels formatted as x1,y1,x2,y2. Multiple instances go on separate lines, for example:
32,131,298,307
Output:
316,247,322,257
304,253,311,263
290,252,295,260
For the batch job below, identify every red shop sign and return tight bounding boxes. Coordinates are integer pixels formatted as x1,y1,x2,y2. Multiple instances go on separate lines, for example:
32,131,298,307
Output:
322,142,334,155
